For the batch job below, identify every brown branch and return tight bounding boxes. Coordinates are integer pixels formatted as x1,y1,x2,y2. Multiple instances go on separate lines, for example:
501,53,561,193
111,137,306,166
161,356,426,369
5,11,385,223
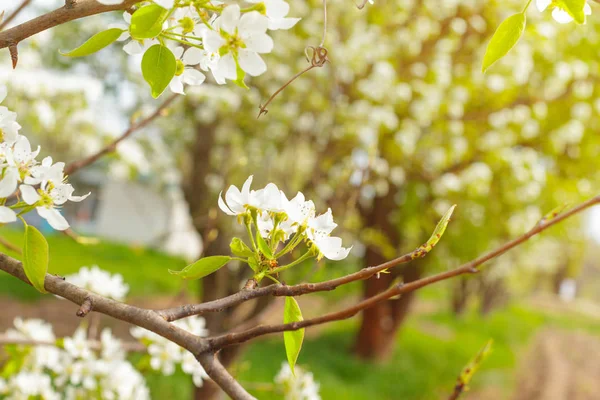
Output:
205,195,600,349
0,0,137,50
0,0,33,32
157,251,414,322
76,296,93,317
0,335,147,352
0,252,209,354
65,93,178,175
196,352,257,400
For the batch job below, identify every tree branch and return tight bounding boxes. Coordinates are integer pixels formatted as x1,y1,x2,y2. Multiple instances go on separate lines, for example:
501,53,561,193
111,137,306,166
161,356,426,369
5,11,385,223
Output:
157,251,415,322
0,252,208,354
196,352,257,400
205,195,600,349
0,0,137,50
0,0,33,32
65,93,178,175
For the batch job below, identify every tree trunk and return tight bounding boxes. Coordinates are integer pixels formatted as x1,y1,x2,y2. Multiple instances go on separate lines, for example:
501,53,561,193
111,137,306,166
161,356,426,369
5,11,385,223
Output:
479,276,506,315
182,110,261,399
451,278,470,315
353,191,422,361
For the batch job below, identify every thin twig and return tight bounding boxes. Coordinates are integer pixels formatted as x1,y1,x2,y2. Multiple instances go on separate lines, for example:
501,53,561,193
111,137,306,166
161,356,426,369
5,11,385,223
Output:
65,93,178,175
0,237,21,254
196,352,257,400
0,0,33,32
0,0,138,50
157,251,414,322
76,296,93,317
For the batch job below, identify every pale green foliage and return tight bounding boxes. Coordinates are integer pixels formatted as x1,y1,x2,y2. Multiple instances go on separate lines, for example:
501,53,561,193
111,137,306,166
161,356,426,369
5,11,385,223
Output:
60,28,125,57
129,4,170,40
169,255,232,280
482,13,526,72
283,296,304,375
142,44,176,98
23,224,49,294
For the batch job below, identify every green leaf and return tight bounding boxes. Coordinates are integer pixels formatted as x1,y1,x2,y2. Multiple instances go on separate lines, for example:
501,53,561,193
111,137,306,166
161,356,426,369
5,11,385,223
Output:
60,28,125,57
129,4,169,40
556,0,586,24
283,297,304,375
248,256,259,273
459,339,493,387
169,256,231,280
230,237,254,258
413,205,456,258
256,233,273,259
22,225,49,294
141,44,176,98
482,13,526,73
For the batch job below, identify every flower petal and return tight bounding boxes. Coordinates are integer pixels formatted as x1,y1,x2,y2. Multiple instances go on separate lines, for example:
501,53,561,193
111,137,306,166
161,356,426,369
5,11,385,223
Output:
238,11,268,35
238,50,267,76
169,76,185,95
268,17,301,31
552,7,574,23
244,33,274,54
536,0,551,12
219,5,241,34
182,69,206,86
182,48,204,66
37,207,70,231
0,206,16,223
218,192,236,215
217,53,237,80
123,40,144,55
203,31,225,53
0,168,18,198
20,184,40,205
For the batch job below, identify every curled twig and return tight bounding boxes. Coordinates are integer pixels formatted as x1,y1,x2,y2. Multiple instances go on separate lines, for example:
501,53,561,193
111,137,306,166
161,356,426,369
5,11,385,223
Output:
257,0,329,118
257,46,329,118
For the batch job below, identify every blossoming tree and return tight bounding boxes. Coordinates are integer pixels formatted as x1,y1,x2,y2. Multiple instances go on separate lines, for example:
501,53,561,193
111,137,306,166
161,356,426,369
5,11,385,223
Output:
0,0,598,399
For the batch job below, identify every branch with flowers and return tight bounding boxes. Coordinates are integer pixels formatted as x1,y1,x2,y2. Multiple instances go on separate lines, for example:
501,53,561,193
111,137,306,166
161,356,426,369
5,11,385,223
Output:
0,167,597,398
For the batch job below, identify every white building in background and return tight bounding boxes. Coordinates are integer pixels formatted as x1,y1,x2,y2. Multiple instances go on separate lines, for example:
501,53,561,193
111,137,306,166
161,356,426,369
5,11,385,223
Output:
66,173,202,261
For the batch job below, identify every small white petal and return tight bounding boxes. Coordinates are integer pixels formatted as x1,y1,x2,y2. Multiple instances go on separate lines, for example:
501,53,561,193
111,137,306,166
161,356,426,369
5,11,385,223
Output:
123,40,143,55
268,17,301,30
203,31,225,53
218,192,236,215
238,50,267,76
182,48,204,66
0,206,16,223
265,0,290,19
37,207,70,231
584,2,592,15
238,11,269,35
154,0,174,9
20,184,40,205
69,192,91,203
219,5,241,34
218,53,237,80
552,7,574,23
244,33,274,53
169,76,185,94
172,46,184,59
182,69,206,86
536,0,551,11
0,169,18,197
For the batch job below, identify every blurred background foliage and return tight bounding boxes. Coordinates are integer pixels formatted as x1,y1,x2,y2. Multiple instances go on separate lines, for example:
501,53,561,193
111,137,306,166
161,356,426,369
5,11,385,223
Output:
2,0,600,398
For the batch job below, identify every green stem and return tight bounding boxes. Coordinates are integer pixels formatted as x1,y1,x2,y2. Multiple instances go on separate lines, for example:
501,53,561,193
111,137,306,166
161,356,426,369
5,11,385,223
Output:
161,34,205,50
245,220,258,252
274,230,303,259
522,0,533,13
269,251,314,275
164,31,205,42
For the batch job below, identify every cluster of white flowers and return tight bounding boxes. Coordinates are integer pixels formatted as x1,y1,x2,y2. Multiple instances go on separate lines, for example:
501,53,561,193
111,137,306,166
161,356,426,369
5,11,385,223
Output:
0,319,149,400
275,362,321,400
64,265,130,302
0,85,89,230
130,316,210,387
108,0,299,94
219,175,352,261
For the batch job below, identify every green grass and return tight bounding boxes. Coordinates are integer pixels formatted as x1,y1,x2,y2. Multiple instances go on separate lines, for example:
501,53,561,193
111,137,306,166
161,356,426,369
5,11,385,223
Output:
235,295,600,400
0,227,189,301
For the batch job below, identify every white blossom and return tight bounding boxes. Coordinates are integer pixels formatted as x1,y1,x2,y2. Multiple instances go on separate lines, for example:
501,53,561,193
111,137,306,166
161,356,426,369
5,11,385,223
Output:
64,266,129,301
